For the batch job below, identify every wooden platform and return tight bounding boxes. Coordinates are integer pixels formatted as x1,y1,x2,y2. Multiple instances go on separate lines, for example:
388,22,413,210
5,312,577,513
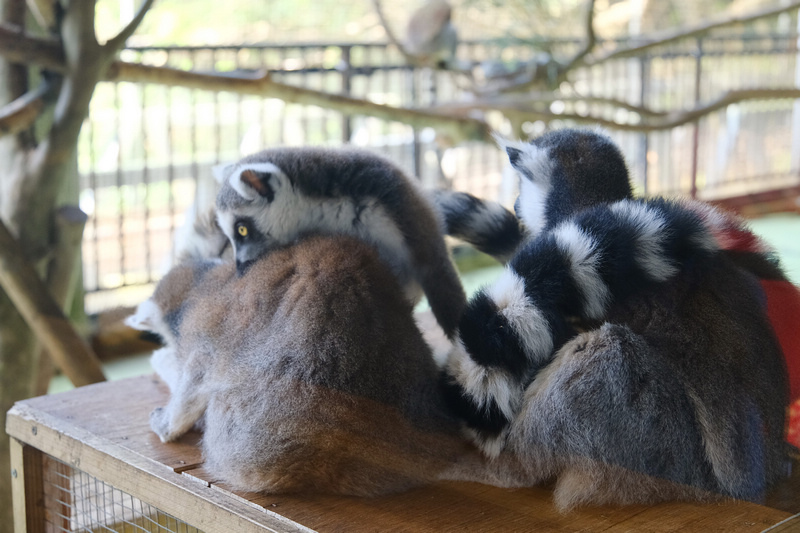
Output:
6,375,800,532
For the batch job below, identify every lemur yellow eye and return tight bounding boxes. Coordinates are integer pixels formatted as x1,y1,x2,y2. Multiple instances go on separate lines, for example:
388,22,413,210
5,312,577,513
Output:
237,225,248,237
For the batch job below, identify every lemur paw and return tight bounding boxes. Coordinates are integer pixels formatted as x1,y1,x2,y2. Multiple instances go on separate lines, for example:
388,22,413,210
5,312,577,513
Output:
150,407,175,443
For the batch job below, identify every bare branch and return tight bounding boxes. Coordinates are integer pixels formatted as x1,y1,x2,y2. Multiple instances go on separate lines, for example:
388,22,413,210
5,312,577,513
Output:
0,217,105,387
105,62,491,143
0,22,64,71
442,88,800,132
371,0,414,62
564,0,597,70
589,0,800,65
104,0,156,55
480,0,800,95
0,81,51,135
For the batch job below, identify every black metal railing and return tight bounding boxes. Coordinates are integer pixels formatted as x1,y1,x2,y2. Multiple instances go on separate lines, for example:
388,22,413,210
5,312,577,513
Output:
78,35,800,311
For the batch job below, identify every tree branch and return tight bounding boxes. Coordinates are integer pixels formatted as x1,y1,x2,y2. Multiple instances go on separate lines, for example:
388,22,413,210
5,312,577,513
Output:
564,0,597,71
0,22,64,71
482,0,800,95
104,0,156,55
371,0,414,62
106,62,490,143
442,88,800,132
589,0,800,65
0,216,105,387
0,80,51,135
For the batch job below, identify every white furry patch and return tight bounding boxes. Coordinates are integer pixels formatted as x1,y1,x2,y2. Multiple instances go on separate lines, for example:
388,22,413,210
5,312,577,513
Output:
150,346,180,391
518,178,549,237
486,269,554,365
552,222,609,320
227,162,284,201
446,340,520,456
125,299,162,332
610,200,677,282
494,135,553,237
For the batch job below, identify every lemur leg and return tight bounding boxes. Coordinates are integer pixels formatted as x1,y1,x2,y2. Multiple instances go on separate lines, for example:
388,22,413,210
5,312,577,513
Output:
150,365,209,443
442,199,718,452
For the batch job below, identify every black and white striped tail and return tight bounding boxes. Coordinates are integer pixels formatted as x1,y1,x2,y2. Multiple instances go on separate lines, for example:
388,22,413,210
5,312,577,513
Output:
430,190,524,263
441,198,719,454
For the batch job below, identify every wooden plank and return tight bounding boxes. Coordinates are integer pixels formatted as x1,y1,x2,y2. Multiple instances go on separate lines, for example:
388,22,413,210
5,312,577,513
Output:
183,458,790,533
41,455,71,532
6,400,308,533
764,513,800,532
7,376,798,533
9,438,45,533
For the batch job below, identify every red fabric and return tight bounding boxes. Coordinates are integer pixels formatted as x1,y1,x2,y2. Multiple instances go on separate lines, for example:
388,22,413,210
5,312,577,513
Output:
790,400,800,449
688,202,800,445
761,279,800,404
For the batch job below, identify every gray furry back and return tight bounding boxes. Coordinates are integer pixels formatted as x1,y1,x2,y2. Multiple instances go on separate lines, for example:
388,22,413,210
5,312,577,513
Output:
130,232,484,496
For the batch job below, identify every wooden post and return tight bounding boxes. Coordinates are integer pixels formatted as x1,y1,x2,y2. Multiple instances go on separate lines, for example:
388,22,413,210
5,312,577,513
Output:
0,217,105,387
34,206,89,395
9,438,45,533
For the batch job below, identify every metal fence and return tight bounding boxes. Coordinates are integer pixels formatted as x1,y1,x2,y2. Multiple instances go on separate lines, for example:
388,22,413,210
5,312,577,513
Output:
78,34,800,312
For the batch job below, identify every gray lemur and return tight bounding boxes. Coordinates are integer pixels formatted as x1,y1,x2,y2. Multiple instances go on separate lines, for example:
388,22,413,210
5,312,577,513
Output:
212,146,479,338
127,223,530,495
439,128,790,509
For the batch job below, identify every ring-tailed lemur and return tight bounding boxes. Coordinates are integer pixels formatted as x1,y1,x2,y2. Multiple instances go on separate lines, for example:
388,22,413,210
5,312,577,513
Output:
213,146,516,339
127,212,538,495
439,128,791,508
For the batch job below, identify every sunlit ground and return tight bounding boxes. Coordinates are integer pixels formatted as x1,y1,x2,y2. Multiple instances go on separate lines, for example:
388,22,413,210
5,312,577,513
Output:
49,213,800,394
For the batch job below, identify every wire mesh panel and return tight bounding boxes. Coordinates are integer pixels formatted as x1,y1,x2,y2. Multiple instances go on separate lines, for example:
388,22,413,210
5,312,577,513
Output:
40,454,203,533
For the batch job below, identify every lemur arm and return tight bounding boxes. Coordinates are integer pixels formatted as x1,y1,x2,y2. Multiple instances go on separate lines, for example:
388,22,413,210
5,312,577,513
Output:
441,198,719,447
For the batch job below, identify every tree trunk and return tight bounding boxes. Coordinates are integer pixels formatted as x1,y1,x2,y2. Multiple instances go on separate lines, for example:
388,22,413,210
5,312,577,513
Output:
0,0,40,526
0,0,108,526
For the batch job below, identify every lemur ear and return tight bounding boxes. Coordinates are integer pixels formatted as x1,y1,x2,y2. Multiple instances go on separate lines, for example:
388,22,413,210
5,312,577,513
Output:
492,133,526,169
212,162,235,184
228,162,282,202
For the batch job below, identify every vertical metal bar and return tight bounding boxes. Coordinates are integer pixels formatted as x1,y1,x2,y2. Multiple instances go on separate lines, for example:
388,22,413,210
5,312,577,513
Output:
639,54,650,195
141,82,152,283
114,83,125,289
214,48,222,163
87,109,100,293
341,45,353,143
690,38,703,199
166,80,175,264
190,49,199,201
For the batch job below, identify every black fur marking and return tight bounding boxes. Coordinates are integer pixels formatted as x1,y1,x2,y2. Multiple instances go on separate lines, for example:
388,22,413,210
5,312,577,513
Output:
505,146,523,167
236,258,255,276
164,307,185,340
459,290,530,375
510,234,583,319
138,330,164,346
439,370,510,436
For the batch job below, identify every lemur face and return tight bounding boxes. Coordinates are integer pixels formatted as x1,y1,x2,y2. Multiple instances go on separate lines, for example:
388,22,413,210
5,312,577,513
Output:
214,162,287,273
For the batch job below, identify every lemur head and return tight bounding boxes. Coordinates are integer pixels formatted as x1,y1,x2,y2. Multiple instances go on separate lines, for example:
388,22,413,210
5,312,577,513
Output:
214,159,291,274
495,129,633,236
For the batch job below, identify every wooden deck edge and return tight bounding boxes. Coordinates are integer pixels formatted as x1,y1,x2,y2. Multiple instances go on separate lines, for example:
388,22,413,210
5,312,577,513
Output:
5,401,315,533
